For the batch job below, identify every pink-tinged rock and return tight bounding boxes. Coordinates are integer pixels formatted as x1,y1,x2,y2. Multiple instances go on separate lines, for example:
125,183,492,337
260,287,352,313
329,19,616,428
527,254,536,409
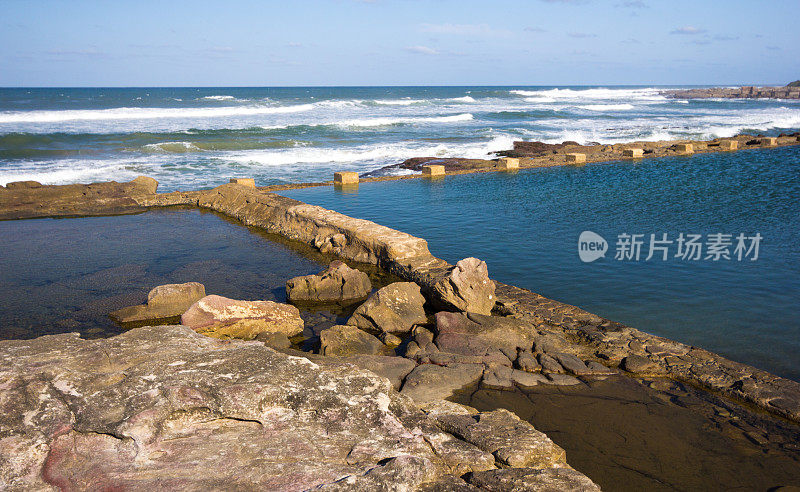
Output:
110,282,206,324
181,294,303,340
431,258,496,315
286,261,371,304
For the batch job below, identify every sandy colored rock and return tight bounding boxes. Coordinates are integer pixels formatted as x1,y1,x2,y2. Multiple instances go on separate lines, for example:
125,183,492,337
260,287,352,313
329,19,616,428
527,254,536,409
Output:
468,467,601,491
1,326,596,490
110,282,206,324
431,257,496,315
334,171,359,185
286,261,371,304
229,177,256,188
422,164,446,176
319,325,384,356
348,282,427,334
401,363,484,403
181,294,303,339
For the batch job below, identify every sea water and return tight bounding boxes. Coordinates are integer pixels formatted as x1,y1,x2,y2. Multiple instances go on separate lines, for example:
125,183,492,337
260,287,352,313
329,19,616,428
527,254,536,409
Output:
282,146,800,381
1,86,799,190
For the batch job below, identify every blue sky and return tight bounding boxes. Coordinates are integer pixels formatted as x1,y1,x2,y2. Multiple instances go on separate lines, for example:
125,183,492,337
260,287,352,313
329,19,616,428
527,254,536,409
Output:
1,0,797,86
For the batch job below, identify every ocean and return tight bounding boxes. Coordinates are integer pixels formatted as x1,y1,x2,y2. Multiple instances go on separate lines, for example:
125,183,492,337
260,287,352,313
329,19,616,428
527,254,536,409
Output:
1,86,799,191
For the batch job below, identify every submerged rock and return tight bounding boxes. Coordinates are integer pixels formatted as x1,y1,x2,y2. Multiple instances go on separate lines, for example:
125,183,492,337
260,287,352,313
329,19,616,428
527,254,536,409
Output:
319,325,384,356
0,326,598,490
109,282,206,324
347,282,427,334
431,258,496,315
181,294,304,339
285,261,371,304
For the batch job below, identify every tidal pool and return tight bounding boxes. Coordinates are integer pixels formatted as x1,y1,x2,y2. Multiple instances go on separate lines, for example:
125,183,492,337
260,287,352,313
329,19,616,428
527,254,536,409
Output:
0,208,394,340
282,146,800,381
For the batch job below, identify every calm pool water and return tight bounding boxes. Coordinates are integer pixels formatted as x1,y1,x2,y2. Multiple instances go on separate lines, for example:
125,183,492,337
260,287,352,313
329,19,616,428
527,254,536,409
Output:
282,146,800,381
0,209,352,340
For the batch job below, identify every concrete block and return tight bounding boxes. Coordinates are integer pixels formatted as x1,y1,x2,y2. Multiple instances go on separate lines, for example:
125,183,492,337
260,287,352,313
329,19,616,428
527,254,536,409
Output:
229,178,256,188
422,165,445,177
674,143,694,154
497,157,519,170
334,172,359,185
719,140,738,151
622,148,643,158
761,137,777,146
565,153,586,164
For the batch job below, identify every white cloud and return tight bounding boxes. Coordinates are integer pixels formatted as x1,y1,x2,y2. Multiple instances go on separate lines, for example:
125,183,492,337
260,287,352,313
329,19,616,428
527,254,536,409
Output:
405,45,440,55
670,26,707,35
419,23,511,37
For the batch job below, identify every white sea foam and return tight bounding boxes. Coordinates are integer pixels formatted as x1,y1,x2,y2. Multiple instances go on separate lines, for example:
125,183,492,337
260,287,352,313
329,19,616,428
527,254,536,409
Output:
577,104,635,111
0,103,320,123
512,87,666,102
373,99,426,106
448,96,476,103
336,113,474,127
201,95,236,101
142,141,201,152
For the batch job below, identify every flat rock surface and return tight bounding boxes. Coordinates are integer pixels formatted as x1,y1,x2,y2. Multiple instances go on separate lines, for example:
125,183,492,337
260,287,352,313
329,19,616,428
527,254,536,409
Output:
181,294,304,339
0,326,600,490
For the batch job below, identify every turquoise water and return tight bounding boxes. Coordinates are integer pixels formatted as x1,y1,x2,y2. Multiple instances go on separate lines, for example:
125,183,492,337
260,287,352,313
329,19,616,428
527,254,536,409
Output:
282,146,800,381
1,86,799,191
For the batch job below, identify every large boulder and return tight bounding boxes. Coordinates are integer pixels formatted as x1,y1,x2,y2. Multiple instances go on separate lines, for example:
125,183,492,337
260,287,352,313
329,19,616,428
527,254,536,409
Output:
109,282,206,324
434,311,536,357
347,282,427,334
285,261,371,304
400,363,484,403
181,294,303,339
431,258,496,315
319,325,384,356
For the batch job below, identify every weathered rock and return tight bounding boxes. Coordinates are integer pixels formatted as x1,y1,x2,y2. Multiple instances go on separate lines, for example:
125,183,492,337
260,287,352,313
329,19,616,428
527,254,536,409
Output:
545,373,582,386
431,258,496,315
285,261,372,304
5,326,580,490
538,353,564,374
181,294,304,339
482,366,515,390
435,409,566,468
334,355,416,390
348,282,427,334
0,176,158,220
378,331,402,347
533,333,569,354
552,353,592,376
109,282,206,324
401,363,484,403
319,325,384,356
254,331,291,350
621,354,658,373
512,370,549,389
434,311,536,357
467,467,601,491
516,351,542,372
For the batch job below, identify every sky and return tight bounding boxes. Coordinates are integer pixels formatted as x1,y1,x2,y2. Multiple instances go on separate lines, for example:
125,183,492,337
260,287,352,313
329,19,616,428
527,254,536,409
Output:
1,0,798,87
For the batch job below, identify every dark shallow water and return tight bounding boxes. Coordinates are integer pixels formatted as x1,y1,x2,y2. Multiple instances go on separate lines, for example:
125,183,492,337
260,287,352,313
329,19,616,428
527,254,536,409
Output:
0,208,392,340
282,146,800,381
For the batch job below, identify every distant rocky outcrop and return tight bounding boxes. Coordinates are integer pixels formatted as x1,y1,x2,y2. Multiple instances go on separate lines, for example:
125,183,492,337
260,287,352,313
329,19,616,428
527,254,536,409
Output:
664,85,800,99
787,80,800,88
0,325,599,490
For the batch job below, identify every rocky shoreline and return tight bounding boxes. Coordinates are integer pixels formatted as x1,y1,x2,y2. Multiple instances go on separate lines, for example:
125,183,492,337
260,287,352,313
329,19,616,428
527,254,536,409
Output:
662,84,800,100
2,140,800,489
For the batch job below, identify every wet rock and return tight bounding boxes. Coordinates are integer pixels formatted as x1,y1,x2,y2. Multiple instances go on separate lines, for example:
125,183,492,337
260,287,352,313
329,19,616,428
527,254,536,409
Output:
434,311,536,357
516,351,541,372
0,176,158,220
435,409,566,468
181,294,304,339
538,354,564,374
585,361,616,375
109,282,206,324
482,366,515,390
347,282,427,334
254,331,291,350
467,467,601,491
319,325,384,356
0,326,521,490
431,258,496,315
511,370,548,389
401,363,484,403
545,373,582,386
285,261,371,304
621,354,658,373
